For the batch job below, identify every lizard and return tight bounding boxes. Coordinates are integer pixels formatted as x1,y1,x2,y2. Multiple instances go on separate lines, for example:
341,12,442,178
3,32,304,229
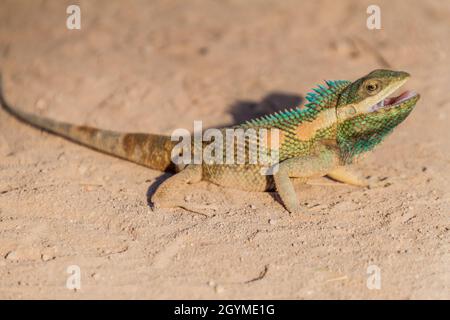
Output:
0,69,420,213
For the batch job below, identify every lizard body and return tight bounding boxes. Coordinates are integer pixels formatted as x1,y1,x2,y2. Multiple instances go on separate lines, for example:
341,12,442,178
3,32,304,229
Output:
0,69,420,213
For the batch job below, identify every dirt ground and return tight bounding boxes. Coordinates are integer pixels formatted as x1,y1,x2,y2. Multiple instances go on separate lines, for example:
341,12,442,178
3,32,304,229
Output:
0,0,448,299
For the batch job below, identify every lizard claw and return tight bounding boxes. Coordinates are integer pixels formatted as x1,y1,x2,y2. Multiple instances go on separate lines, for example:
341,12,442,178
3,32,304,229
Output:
282,200,301,214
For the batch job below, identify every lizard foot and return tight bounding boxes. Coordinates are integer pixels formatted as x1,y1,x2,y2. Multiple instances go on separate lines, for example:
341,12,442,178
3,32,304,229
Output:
151,164,202,210
326,166,369,187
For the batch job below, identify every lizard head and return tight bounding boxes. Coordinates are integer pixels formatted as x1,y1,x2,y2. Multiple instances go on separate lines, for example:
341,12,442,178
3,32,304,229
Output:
335,69,420,163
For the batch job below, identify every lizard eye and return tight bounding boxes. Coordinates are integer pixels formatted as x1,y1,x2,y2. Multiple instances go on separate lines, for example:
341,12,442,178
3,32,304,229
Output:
364,80,381,95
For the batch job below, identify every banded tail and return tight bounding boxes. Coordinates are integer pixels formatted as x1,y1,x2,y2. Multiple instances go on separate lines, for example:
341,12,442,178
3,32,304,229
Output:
0,76,177,172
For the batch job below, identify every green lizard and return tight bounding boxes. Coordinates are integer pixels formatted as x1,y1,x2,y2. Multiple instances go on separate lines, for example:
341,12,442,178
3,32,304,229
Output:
0,69,420,213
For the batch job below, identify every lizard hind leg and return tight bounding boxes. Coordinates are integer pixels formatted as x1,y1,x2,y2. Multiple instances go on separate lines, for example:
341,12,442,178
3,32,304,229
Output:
151,164,203,211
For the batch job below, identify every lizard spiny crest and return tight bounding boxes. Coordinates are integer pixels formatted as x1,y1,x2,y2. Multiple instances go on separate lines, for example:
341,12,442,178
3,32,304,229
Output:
245,80,350,127
305,80,351,109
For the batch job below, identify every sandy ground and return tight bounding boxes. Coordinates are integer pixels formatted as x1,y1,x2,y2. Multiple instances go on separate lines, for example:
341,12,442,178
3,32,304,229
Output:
0,0,449,299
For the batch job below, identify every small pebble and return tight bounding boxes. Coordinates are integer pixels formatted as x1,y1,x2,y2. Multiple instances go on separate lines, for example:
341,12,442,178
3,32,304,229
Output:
92,273,100,280
41,254,54,262
215,285,225,294
35,98,47,110
5,251,18,260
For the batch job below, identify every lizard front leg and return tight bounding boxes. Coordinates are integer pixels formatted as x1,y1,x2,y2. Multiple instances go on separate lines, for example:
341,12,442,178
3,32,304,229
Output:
152,164,202,209
273,149,340,213
326,166,369,187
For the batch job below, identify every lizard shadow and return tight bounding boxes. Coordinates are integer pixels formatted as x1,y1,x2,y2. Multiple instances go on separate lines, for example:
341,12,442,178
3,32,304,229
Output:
146,172,172,208
219,91,303,128
146,91,303,207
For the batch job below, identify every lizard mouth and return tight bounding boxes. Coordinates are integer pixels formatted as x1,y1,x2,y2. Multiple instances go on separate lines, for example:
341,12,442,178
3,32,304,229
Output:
370,90,419,112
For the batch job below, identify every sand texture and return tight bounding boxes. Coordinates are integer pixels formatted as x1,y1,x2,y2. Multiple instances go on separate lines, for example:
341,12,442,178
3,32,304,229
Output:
0,0,448,299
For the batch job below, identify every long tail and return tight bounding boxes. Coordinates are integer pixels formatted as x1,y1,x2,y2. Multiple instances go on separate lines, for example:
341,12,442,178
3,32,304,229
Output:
0,76,177,172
